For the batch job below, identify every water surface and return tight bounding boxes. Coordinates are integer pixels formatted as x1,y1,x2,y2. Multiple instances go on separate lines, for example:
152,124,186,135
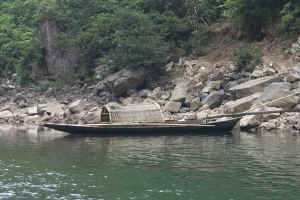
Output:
0,126,300,200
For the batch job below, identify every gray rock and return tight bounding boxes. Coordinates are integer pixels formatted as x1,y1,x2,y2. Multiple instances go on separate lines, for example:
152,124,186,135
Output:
202,91,225,109
96,68,147,97
13,94,27,103
262,107,282,121
202,81,222,93
151,87,162,99
1,84,15,91
240,115,261,128
126,89,138,96
165,62,174,72
40,102,65,119
0,110,14,119
13,94,27,108
229,75,281,98
258,82,298,109
286,72,300,82
138,89,152,98
0,87,5,96
83,108,101,124
251,67,276,78
189,97,202,111
164,101,182,113
160,91,171,101
171,81,190,102
69,100,87,114
224,92,261,113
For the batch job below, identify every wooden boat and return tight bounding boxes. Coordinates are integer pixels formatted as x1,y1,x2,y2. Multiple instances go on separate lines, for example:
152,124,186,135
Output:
41,103,241,135
42,117,241,135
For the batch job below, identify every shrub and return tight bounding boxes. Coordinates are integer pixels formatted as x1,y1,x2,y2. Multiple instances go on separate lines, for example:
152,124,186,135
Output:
231,44,263,71
39,81,50,91
280,1,300,34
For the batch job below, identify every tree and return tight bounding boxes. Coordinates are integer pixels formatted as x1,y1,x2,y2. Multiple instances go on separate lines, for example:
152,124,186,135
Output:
224,0,288,40
281,0,300,33
92,8,169,73
0,0,41,84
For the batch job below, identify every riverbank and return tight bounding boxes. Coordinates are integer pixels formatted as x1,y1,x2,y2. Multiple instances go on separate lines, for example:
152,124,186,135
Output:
1,37,300,133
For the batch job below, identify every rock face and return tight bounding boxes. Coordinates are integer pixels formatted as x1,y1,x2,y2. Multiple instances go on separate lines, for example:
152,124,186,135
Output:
258,82,299,109
229,75,280,98
96,68,148,99
40,20,79,77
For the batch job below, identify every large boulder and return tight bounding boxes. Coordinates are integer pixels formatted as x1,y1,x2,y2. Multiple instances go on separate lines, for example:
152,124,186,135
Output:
82,107,101,124
96,68,147,98
189,97,202,111
68,100,87,114
240,105,286,129
240,114,261,129
229,75,280,98
202,81,222,93
258,82,299,109
202,91,225,109
0,110,14,119
224,92,261,113
171,80,190,102
251,66,276,78
164,101,182,113
40,102,65,120
262,107,282,121
286,71,300,82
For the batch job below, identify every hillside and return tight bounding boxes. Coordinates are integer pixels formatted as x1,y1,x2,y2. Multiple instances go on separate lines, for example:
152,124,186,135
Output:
0,0,300,132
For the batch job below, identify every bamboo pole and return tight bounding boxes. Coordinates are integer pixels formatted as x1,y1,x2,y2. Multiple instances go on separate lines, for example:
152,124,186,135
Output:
204,90,300,120
246,91,300,112
204,109,300,120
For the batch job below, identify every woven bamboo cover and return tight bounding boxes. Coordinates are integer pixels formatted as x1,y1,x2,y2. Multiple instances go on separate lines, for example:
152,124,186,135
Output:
103,103,164,123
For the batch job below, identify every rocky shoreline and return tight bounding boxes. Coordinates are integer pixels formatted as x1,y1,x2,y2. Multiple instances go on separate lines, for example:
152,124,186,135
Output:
1,38,300,133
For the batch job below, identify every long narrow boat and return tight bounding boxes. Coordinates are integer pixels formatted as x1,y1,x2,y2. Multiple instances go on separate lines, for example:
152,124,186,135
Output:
42,117,241,135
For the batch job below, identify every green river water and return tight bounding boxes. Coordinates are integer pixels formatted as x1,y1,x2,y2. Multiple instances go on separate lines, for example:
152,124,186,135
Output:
0,126,300,200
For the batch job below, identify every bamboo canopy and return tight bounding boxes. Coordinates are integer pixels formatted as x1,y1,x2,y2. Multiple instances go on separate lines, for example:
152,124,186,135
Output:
100,102,165,123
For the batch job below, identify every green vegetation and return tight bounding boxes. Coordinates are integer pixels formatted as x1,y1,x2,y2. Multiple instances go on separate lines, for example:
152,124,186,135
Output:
231,44,263,72
0,0,299,85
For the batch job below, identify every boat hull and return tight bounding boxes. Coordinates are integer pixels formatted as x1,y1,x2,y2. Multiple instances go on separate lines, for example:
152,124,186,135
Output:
42,118,240,136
